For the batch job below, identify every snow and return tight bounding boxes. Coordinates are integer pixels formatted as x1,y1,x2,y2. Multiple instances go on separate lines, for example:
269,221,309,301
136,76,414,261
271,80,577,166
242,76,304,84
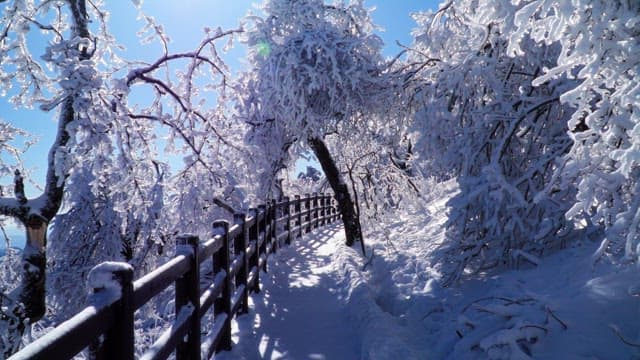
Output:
216,180,640,359
86,261,133,307
215,225,360,360
354,180,640,359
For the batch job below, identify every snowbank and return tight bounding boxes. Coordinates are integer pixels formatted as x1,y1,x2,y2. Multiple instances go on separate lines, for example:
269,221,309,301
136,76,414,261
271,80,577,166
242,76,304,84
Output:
333,241,424,359
346,179,640,359
86,261,133,307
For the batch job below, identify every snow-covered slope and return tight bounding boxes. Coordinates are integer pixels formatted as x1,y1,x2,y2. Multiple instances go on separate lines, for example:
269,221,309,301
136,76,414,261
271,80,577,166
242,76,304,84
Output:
354,180,640,359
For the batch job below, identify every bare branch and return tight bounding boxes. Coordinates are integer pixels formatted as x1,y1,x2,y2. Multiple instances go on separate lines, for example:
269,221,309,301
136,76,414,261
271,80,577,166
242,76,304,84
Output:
20,15,63,40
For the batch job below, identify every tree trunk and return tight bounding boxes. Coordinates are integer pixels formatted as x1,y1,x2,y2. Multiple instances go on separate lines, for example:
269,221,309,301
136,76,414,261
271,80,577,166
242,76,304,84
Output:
20,216,48,322
308,137,362,247
2,47,77,357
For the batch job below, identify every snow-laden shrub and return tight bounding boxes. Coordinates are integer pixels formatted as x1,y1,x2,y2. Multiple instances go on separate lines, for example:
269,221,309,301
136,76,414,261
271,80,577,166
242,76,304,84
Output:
409,0,577,283
509,0,640,262
454,296,567,359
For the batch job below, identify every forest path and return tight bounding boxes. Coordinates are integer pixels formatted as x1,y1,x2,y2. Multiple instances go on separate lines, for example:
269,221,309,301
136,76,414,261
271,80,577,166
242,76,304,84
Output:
215,223,359,360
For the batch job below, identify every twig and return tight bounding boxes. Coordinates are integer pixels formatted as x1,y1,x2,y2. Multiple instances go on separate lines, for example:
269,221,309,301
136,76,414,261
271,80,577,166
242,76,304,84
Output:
0,223,12,249
546,307,568,330
520,324,548,333
462,296,535,313
610,324,640,348
421,307,444,320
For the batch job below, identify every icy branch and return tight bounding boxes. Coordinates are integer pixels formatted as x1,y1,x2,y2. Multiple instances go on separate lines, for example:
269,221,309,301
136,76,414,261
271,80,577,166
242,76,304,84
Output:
13,170,26,204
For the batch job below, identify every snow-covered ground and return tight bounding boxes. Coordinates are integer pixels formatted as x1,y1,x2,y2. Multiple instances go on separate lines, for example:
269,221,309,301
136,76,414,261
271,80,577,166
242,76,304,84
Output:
216,180,640,359
215,225,360,359
358,180,640,359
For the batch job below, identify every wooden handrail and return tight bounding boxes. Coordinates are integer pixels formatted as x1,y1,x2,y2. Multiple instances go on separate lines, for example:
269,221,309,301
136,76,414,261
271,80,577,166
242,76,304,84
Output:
9,193,340,360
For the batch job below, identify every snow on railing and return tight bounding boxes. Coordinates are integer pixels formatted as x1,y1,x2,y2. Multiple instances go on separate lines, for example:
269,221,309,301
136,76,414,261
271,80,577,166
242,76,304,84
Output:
9,193,339,360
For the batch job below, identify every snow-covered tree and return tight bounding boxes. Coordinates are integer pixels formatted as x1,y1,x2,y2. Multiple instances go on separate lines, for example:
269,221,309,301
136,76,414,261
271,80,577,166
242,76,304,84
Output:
0,0,243,354
238,0,397,247
509,0,640,262
408,0,577,283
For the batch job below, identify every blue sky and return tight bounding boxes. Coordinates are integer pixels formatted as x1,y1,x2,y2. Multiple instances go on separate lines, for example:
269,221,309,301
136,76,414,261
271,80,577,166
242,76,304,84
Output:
0,0,440,238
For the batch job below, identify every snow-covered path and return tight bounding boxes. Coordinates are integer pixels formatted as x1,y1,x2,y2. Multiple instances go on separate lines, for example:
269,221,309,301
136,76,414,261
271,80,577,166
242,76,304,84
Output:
215,224,360,360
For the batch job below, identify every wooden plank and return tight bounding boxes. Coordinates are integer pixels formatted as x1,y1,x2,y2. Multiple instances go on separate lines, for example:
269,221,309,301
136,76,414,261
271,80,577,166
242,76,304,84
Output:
139,305,194,360
248,208,260,294
274,199,291,209
258,205,268,272
246,241,256,259
289,225,301,237
199,271,226,317
9,305,114,360
245,214,257,228
228,223,242,240
258,254,267,270
201,313,228,360
213,220,232,352
294,195,302,239
228,252,245,279
247,267,258,292
230,284,247,316
233,213,249,314
133,255,190,310
175,235,201,360
99,266,135,360
270,200,278,252
276,232,288,244
257,232,265,248
275,214,289,223
199,235,223,262
284,196,292,245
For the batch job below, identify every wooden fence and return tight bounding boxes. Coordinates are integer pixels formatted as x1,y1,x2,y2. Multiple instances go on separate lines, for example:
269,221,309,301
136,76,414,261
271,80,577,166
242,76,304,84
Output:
10,193,339,360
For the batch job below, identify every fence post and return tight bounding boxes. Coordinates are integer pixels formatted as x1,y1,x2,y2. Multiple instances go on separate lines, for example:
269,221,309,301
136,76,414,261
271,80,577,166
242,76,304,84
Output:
326,194,332,224
295,195,302,239
88,263,135,360
258,204,268,272
319,194,325,226
305,193,311,233
309,192,315,229
249,208,260,293
175,235,201,360
316,193,321,228
233,213,249,314
327,195,333,223
283,196,292,245
271,199,278,252
213,221,232,352
324,195,330,224
331,196,337,222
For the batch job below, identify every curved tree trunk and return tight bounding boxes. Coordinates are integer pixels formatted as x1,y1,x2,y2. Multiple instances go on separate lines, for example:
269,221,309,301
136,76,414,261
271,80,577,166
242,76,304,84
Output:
308,137,362,247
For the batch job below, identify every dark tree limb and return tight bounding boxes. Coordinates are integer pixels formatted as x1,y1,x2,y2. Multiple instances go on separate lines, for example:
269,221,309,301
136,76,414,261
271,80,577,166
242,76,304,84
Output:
308,137,362,247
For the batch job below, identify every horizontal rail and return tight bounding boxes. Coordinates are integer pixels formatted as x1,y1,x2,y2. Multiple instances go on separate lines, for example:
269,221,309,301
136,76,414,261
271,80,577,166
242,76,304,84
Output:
140,305,194,360
133,255,191,310
10,304,115,360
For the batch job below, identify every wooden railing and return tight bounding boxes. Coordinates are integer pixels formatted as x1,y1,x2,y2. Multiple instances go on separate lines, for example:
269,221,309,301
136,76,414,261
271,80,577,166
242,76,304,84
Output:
10,193,339,360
